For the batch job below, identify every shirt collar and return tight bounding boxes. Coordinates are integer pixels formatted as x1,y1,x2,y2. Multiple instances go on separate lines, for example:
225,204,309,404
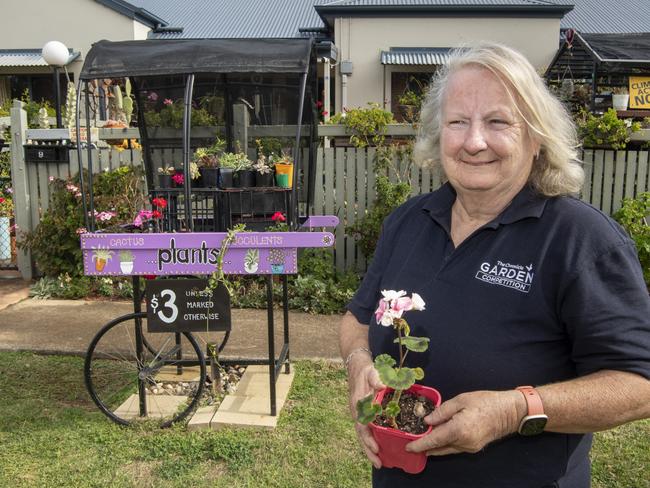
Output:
421,182,549,231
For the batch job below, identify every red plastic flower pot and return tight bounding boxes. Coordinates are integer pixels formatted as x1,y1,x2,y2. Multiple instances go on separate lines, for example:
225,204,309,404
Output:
368,384,442,474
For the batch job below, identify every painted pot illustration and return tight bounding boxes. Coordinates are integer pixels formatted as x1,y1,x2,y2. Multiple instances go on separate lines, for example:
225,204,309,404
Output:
119,250,134,274
268,248,285,274
92,247,114,272
244,248,259,274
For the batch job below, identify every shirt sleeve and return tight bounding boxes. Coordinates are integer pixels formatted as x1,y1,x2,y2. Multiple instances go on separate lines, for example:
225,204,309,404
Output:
561,241,650,379
346,223,392,326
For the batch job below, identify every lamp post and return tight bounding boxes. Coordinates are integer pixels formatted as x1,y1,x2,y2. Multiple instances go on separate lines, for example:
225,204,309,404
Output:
42,41,69,129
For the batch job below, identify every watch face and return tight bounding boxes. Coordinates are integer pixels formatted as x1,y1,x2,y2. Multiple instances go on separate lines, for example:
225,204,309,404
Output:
519,415,548,436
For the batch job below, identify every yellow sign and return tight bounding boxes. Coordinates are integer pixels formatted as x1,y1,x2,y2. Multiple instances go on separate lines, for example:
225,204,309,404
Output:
630,77,650,109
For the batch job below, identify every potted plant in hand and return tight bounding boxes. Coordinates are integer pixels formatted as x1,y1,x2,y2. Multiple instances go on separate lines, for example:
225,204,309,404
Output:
356,290,442,474
157,166,176,188
253,154,274,187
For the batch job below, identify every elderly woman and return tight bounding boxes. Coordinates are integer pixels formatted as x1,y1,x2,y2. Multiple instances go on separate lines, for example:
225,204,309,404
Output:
341,42,650,487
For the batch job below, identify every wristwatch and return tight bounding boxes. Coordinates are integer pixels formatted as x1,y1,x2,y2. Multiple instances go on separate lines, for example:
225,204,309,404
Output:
515,386,548,436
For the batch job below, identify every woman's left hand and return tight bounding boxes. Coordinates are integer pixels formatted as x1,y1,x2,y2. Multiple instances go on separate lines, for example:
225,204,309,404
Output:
406,390,525,456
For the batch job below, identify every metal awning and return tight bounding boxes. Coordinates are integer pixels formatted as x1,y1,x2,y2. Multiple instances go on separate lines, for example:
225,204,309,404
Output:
0,49,80,68
381,47,450,66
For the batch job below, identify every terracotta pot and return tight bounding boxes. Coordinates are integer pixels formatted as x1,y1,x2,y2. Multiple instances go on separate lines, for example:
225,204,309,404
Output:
369,384,442,474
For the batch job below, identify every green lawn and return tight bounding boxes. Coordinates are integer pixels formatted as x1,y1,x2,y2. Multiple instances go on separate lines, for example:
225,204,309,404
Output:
0,352,647,487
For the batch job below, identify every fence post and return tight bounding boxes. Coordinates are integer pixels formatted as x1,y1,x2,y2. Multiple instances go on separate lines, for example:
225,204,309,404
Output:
10,100,32,280
233,103,249,154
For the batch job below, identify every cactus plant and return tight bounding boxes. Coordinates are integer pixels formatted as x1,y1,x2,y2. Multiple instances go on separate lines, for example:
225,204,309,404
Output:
63,82,77,131
122,79,134,125
38,107,49,129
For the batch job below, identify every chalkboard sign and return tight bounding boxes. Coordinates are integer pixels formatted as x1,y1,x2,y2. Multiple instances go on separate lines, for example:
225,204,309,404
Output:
145,279,231,333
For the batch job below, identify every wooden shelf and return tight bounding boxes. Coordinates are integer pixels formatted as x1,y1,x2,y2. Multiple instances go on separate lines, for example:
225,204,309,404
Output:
616,109,650,117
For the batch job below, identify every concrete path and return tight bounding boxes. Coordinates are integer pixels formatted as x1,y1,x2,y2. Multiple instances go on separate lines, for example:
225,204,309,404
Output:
0,274,342,361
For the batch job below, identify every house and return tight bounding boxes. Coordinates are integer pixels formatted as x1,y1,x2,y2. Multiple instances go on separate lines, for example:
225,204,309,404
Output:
0,0,163,107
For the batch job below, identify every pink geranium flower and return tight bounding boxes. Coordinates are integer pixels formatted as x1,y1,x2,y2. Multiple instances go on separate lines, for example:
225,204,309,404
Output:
374,290,425,327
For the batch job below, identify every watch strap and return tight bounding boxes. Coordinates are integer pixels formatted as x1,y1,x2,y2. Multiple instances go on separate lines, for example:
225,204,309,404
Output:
516,386,544,416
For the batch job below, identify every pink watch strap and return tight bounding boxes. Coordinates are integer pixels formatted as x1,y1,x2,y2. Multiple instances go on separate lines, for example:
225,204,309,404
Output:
516,386,544,416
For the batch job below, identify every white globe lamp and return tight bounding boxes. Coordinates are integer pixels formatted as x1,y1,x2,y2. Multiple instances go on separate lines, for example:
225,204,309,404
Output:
42,41,69,66
41,41,70,128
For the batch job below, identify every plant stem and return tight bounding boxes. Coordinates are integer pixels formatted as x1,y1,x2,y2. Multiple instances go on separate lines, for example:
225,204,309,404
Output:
389,322,409,429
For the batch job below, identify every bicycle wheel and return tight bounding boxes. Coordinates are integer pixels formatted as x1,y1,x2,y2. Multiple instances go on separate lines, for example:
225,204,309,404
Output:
84,312,206,427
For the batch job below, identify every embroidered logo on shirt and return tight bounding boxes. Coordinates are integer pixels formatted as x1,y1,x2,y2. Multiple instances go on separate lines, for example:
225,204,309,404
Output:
475,261,534,293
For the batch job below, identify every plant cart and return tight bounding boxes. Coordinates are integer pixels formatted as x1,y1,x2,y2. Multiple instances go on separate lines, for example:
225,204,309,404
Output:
74,38,338,427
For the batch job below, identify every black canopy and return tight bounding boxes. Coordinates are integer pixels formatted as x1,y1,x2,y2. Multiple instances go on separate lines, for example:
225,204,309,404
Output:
80,38,313,79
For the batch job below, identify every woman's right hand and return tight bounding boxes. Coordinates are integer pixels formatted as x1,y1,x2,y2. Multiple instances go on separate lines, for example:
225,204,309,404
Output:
347,356,385,469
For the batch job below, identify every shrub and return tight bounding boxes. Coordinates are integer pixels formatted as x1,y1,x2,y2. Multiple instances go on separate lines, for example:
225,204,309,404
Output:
614,192,650,290
329,103,395,147
20,166,147,277
576,108,641,150
346,145,412,260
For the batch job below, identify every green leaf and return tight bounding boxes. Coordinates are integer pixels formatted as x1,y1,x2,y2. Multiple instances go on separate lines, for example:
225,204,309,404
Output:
395,336,430,352
374,354,399,387
391,368,417,390
374,354,396,370
385,400,401,418
413,367,425,381
356,394,382,425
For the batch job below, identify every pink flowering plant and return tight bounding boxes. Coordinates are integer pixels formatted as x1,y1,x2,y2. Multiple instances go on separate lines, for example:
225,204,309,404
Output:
357,290,429,429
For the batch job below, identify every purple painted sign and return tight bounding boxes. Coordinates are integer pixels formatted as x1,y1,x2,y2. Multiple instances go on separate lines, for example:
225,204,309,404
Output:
80,231,335,277
301,216,339,228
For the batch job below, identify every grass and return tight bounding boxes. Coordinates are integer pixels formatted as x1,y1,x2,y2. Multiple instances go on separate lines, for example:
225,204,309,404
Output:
0,351,648,487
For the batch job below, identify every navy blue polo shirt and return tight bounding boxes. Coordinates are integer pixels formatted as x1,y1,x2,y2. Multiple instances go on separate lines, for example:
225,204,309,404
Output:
348,183,650,488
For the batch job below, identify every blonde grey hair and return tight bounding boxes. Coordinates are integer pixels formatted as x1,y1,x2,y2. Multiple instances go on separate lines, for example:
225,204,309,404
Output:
414,41,584,197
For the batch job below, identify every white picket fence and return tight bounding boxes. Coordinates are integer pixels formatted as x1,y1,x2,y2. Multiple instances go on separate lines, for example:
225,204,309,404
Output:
8,100,650,277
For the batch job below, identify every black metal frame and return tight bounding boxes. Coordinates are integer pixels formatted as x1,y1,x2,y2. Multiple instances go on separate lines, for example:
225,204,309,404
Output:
76,39,319,420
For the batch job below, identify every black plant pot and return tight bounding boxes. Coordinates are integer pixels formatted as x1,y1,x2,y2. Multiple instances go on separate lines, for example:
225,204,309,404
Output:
158,174,172,188
200,167,219,188
218,168,234,188
235,170,256,188
255,172,274,187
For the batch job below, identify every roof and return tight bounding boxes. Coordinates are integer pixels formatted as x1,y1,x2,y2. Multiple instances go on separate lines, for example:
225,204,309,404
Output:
0,49,81,68
124,0,331,39
322,0,565,6
315,0,573,29
558,0,650,34
94,0,168,28
580,32,650,64
80,38,314,79
381,47,450,65
545,31,650,81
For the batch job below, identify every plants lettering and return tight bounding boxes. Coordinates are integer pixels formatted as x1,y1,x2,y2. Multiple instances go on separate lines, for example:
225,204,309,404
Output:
157,238,219,271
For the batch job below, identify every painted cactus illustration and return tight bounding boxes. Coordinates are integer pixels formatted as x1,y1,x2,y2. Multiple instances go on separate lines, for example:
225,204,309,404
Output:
92,247,114,272
268,248,285,274
244,248,260,274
